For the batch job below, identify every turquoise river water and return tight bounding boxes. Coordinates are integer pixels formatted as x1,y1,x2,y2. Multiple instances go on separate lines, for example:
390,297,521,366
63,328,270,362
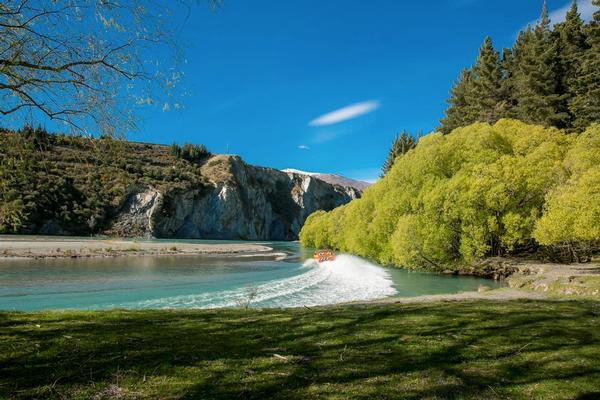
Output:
0,239,503,311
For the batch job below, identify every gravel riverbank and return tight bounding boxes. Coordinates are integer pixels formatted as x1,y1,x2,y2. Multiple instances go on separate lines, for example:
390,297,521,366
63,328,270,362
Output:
0,237,279,259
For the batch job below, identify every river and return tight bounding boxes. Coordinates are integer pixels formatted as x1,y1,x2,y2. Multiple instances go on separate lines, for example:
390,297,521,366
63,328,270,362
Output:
0,240,503,311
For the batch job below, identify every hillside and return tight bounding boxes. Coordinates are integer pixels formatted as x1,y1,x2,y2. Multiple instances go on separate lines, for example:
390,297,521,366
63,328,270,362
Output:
0,128,360,240
300,119,600,268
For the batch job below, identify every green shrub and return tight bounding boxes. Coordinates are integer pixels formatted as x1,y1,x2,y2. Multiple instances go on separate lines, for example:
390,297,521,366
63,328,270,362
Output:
171,143,211,163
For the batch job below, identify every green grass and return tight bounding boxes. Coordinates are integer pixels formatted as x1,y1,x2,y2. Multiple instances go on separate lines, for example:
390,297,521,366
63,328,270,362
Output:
2,301,600,399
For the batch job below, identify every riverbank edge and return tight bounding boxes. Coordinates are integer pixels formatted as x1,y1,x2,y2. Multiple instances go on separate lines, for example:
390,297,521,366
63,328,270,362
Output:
436,257,600,299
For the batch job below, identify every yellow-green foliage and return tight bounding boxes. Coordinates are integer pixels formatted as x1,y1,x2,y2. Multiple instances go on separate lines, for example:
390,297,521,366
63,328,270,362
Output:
534,124,600,245
300,120,600,269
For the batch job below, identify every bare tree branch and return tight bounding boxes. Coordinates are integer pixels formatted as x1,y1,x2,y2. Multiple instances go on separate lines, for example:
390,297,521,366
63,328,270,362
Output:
0,0,220,136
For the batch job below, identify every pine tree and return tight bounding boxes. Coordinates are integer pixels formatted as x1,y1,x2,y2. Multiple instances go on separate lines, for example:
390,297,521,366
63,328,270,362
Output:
571,0,600,130
440,1,600,132
469,37,504,123
532,0,552,49
501,33,528,120
512,2,569,128
381,131,416,176
0,135,35,233
555,0,588,130
439,68,477,133
557,1,587,86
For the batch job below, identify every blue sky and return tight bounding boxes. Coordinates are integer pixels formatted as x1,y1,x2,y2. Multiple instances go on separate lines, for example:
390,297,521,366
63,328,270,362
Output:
132,0,592,182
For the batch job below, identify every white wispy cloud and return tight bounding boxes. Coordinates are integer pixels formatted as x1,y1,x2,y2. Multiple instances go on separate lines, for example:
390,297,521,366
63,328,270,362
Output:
525,0,595,30
298,144,310,150
309,100,380,127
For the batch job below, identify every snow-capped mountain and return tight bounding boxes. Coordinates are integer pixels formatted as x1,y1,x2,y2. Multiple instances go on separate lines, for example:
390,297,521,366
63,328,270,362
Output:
282,169,371,192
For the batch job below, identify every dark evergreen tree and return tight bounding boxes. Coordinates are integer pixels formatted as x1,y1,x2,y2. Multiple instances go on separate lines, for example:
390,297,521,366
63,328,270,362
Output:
381,131,416,176
557,1,587,87
0,135,34,233
469,37,505,123
500,32,529,120
437,0,600,133
512,2,570,128
571,0,600,130
180,143,211,163
439,68,477,133
555,0,588,130
169,143,211,163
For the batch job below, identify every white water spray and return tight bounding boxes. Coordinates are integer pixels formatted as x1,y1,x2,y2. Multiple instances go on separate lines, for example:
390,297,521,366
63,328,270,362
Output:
119,254,397,309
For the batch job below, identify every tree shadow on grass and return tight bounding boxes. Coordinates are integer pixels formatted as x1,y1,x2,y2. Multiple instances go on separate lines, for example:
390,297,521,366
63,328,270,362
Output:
1,300,600,399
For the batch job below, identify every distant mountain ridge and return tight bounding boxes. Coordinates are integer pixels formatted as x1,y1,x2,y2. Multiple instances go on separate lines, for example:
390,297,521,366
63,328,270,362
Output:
282,169,371,192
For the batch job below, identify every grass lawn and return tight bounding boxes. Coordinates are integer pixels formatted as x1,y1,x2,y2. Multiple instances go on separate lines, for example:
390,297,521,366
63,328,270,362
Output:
1,300,600,399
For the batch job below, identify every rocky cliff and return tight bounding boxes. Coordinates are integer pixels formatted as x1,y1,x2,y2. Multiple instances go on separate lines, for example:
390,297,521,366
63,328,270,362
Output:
106,155,361,240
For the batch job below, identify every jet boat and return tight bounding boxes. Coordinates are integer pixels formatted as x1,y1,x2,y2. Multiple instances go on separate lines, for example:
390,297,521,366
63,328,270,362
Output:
313,249,336,263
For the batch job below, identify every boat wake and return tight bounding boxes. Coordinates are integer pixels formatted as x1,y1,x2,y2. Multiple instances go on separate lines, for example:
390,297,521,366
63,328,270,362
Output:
116,254,397,309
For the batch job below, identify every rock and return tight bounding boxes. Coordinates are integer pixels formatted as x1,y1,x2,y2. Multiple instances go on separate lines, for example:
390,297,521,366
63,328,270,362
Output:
105,187,162,237
104,155,360,240
478,285,492,293
463,258,519,280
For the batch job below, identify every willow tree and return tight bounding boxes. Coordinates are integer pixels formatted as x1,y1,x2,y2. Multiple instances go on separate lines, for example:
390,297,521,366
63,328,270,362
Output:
0,0,220,136
301,120,581,269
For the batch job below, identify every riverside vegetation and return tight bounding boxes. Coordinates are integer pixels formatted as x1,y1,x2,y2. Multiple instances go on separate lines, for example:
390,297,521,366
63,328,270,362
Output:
379,0,600,179
301,120,600,269
301,0,600,270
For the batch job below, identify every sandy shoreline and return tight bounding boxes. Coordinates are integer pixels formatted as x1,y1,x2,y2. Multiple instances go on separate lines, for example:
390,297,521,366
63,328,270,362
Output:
0,237,281,260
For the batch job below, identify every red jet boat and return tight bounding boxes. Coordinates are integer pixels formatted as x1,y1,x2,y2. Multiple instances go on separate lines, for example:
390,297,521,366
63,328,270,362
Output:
313,249,336,263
